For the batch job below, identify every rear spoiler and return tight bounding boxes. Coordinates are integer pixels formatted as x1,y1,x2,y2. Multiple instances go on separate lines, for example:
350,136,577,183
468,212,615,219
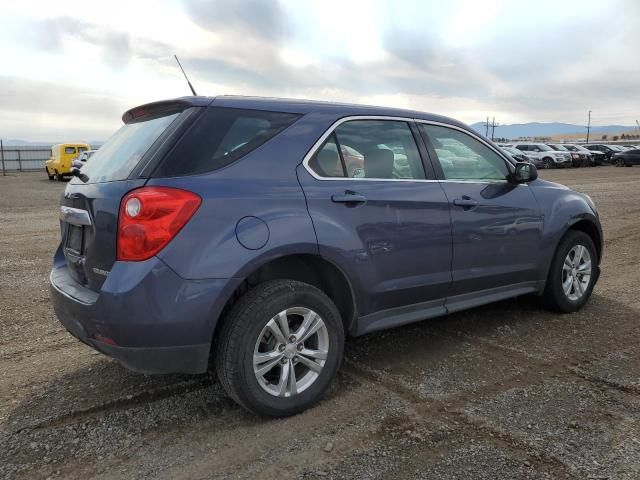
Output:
121,97,214,124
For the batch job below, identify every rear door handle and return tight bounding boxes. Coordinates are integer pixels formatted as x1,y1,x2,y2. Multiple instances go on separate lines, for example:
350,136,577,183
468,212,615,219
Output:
331,192,367,204
453,197,478,209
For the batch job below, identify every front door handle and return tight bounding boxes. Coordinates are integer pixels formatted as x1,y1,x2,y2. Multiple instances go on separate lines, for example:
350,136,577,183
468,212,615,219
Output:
331,192,367,204
453,196,478,209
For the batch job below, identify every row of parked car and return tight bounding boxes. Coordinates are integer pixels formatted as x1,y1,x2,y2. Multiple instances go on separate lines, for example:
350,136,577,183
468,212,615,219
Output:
498,142,640,168
499,142,640,168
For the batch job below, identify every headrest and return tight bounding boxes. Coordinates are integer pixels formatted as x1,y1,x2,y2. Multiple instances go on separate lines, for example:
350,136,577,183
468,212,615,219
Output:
364,149,394,179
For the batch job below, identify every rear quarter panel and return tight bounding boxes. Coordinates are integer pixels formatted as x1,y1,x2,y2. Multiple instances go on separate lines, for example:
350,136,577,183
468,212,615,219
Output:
150,112,336,280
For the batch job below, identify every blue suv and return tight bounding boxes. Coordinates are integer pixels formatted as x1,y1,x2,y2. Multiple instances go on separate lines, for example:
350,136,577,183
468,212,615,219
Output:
51,96,602,416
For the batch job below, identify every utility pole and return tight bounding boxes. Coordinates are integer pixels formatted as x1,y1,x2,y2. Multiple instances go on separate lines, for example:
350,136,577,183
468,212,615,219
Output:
485,116,489,137
586,110,592,143
491,117,496,141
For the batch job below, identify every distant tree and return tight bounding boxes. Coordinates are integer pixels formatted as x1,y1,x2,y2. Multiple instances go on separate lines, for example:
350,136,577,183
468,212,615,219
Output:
602,135,608,140
613,136,619,141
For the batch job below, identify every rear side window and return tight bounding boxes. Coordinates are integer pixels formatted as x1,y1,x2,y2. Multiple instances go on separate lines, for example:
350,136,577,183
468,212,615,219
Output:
154,107,300,177
65,147,76,154
308,120,426,180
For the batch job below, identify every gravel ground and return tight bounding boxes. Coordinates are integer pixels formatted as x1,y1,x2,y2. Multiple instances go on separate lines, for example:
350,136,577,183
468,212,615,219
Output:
1,167,639,479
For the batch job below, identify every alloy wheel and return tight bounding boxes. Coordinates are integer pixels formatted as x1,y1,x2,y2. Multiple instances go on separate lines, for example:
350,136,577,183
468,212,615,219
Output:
253,307,329,398
562,245,592,301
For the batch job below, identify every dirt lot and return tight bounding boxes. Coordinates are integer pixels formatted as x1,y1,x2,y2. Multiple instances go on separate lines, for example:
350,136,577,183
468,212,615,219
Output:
1,168,639,480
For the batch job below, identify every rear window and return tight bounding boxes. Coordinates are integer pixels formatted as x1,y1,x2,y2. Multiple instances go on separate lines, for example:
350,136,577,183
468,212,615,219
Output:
65,147,76,154
79,112,180,183
153,107,300,177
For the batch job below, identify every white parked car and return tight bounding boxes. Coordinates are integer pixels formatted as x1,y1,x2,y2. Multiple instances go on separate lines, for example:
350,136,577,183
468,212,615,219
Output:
512,143,572,169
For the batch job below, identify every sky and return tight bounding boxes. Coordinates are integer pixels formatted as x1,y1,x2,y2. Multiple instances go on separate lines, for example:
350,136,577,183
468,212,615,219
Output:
0,0,638,141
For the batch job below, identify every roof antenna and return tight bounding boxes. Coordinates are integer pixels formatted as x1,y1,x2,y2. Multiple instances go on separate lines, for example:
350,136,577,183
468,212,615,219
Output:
174,54,198,96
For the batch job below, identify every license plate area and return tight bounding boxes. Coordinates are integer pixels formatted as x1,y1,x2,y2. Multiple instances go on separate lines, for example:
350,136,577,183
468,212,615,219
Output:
65,224,84,256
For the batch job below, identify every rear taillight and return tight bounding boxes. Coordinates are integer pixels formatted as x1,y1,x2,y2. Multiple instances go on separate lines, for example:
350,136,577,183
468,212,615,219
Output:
117,187,201,261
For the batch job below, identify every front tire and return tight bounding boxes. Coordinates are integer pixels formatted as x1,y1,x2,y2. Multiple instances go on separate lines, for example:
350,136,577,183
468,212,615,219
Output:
215,280,344,417
45,167,54,180
543,157,554,169
542,231,597,313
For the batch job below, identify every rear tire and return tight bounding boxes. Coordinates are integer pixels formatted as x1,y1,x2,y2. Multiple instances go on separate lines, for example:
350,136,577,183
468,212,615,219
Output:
55,170,63,181
542,231,597,313
215,279,344,417
45,167,54,180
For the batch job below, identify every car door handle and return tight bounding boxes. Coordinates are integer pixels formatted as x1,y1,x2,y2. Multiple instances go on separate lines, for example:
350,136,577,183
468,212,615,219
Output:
453,197,478,209
331,192,367,204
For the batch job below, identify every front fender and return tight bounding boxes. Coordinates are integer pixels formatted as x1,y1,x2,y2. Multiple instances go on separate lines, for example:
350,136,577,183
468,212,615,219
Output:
530,181,602,281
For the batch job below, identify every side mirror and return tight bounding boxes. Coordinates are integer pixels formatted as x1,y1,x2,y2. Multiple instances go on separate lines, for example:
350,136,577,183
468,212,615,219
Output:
513,162,538,183
70,166,89,183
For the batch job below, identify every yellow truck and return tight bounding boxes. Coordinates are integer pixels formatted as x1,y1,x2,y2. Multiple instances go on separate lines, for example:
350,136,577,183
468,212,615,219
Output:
45,143,90,180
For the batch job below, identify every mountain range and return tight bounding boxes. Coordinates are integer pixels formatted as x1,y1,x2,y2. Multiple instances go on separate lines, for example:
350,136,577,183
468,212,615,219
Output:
470,122,637,140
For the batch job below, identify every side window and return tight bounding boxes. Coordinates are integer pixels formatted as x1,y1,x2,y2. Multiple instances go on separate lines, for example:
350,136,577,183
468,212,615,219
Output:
515,145,527,152
330,120,425,180
155,108,300,177
419,124,509,182
64,147,76,154
308,133,346,178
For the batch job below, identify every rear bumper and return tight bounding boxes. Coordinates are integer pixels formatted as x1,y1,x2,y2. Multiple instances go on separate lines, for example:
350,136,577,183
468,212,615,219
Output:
50,247,242,374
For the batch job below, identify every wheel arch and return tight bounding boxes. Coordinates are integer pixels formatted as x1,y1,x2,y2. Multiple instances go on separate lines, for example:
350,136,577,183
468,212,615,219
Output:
212,253,358,350
567,218,602,263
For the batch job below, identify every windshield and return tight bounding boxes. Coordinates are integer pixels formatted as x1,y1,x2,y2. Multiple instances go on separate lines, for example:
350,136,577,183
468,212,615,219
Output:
78,112,180,183
551,144,568,151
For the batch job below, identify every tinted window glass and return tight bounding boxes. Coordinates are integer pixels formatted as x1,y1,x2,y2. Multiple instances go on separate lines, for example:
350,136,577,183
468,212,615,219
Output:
329,120,425,180
156,107,300,177
515,145,528,151
308,134,346,178
80,112,180,183
64,147,76,154
420,124,509,181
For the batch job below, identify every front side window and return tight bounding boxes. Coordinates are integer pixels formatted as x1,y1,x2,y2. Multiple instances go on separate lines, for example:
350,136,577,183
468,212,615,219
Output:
309,120,425,180
419,124,509,182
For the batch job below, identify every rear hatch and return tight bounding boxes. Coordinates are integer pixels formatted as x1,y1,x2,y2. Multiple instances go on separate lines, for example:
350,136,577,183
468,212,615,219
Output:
59,101,199,291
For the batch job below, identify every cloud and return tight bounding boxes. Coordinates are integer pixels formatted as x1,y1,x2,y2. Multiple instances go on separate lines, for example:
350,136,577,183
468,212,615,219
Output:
0,76,126,141
2,0,639,141
33,16,173,69
185,0,289,41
